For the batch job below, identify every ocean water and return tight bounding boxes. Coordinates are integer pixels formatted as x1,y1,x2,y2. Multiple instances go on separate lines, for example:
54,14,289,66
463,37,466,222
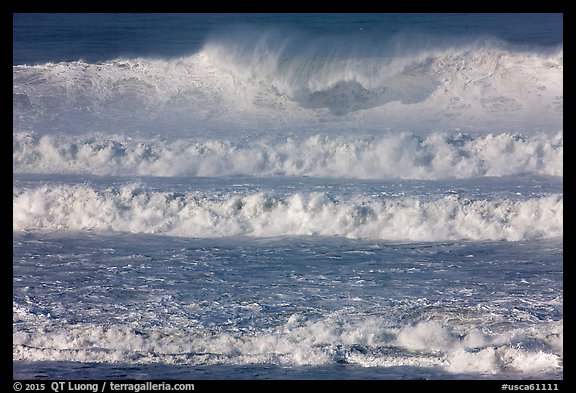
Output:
13,13,563,380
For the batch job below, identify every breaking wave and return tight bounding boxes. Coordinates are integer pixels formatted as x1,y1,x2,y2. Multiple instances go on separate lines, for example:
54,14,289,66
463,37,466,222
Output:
13,31,563,134
13,305,563,376
13,183,563,241
13,131,563,179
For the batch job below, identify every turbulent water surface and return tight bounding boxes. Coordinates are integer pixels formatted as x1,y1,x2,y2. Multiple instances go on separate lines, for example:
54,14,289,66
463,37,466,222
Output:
13,13,562,380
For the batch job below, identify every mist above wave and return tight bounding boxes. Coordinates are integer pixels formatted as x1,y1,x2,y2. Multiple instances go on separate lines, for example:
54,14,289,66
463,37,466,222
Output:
13,30,563,135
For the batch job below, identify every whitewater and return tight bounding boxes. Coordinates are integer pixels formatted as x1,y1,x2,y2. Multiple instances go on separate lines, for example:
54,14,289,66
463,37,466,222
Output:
13,36,563,133
13,14,562,380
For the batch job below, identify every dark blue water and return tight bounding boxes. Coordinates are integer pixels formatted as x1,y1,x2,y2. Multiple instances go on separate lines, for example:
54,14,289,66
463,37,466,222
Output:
13,13,562,65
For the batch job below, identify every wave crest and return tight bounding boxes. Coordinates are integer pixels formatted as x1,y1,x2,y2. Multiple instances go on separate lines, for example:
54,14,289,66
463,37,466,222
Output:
13,131,563,179
13,32,563,134
13,310,563,375
13,183,563,241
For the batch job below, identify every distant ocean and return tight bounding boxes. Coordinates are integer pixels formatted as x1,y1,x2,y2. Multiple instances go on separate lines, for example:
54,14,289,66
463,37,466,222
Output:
13,13,563,380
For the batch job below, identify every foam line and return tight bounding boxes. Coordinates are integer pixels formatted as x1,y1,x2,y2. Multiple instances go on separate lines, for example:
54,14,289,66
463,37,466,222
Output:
13,131,563,179
13,183,563,241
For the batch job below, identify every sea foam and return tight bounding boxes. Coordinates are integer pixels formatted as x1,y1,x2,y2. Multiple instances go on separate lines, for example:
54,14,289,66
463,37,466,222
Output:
13,131,563,179
12,304,563,376
13,36,563,134
13,183,563,241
